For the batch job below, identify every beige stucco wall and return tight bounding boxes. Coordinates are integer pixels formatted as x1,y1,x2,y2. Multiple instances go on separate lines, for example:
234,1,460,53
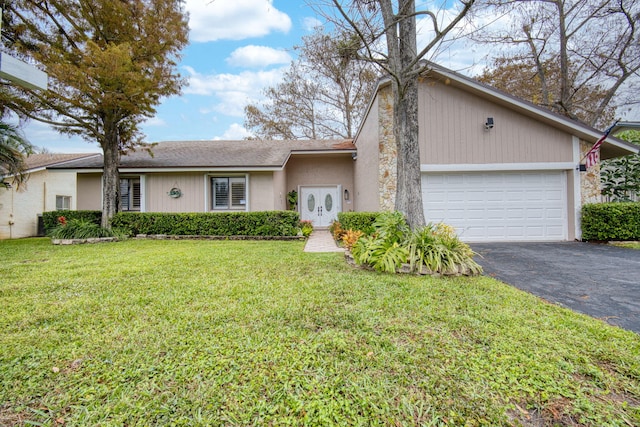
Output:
272,170,287,210
417,79,574,164
77,174,102,210
353,95,383,212
0,170,77,239
249,172,276,211
285,154,355,211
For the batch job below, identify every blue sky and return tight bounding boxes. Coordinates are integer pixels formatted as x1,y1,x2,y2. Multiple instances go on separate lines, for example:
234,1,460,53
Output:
19,0,484,153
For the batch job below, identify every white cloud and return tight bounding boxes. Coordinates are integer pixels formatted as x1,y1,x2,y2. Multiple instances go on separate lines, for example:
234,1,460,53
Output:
226,45,291,68
182,65,286,116
302,17,323,31
213,123,254,140
186,0,291,42
142,116,168,127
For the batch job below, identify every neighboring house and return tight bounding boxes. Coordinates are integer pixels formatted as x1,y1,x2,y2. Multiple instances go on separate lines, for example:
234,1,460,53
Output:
353,63,639,242
22,63,640,242
48,140,356,228
0,153,99,239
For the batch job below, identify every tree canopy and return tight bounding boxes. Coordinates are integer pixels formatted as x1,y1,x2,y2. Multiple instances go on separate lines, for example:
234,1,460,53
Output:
1,0,189,226
475,0,639,127
0,122,33,188
244,28,378,140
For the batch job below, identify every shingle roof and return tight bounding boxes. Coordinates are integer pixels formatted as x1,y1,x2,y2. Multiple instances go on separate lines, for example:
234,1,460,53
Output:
25,153,100,170
1,153,99,176
48,139,356,170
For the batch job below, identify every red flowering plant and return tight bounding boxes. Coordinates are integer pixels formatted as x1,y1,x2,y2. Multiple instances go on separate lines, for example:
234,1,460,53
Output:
57,216,67,226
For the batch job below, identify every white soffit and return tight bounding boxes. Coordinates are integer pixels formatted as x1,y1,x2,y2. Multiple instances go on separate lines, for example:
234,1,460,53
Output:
0,52,48,90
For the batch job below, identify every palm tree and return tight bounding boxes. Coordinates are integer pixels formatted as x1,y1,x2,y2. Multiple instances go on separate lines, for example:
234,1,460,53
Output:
0,122,33,188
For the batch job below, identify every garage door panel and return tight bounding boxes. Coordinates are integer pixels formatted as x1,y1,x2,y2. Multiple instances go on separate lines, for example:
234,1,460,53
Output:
423,171,567,242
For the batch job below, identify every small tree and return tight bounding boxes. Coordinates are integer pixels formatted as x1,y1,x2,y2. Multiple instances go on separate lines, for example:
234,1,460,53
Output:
601,131,640,202
0,122,33,188
2,0,189,227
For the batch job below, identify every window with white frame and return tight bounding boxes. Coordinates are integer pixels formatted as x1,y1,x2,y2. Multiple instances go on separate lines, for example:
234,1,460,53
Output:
56,195,71,210
120,177,141,211
211,177,246,210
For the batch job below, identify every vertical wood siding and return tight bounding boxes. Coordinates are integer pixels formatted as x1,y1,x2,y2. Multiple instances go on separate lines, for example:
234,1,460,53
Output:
418,79,574,165
145,172,205,212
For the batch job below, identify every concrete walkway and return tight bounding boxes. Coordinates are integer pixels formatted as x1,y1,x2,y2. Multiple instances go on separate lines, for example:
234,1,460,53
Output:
304,229,344,253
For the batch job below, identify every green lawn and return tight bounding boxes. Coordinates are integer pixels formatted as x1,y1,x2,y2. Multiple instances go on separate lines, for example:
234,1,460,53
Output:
1,238,639,426
612,241,640,250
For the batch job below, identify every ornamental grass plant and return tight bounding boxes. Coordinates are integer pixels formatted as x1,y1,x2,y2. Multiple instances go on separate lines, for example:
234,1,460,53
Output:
351,212,482,275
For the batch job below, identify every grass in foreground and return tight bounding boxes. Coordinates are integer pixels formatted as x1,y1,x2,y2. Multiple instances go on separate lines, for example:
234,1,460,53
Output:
611,241,640,250
1,238,639,426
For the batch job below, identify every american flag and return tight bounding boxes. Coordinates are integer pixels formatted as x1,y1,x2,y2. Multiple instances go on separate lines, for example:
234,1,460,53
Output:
584,123,617,169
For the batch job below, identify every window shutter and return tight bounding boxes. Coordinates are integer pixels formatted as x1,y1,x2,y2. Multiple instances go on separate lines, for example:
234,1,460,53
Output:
231,178,246,208
120,179,130,211
213,178,229,209
132,181,141,209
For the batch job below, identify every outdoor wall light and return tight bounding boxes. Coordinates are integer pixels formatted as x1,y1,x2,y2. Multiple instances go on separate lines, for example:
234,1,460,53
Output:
344,189,350,201
485,117,494,130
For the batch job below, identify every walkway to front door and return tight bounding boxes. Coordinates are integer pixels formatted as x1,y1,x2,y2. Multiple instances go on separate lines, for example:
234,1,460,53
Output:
300,186,339,228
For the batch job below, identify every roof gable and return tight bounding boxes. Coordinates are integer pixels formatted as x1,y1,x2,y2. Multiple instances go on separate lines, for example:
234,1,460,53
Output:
358,62,638,160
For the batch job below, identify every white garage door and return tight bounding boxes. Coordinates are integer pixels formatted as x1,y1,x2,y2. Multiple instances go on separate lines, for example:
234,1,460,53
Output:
422,171,567,242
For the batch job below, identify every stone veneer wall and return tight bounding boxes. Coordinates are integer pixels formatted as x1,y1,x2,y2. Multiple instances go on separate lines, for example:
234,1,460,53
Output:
580,139,602,205
378,87,397,211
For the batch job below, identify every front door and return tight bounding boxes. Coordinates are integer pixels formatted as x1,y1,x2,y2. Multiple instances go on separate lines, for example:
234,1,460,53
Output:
300,187,339,228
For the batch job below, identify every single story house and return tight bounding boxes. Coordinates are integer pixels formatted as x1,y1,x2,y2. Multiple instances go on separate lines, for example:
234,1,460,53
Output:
15,63,640,242
48,140,357,229
0,153,99,239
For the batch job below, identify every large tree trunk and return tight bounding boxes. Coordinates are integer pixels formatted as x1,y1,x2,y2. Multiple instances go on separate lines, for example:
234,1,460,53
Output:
393,78,425,230
393,0,425,230
101,125,120,229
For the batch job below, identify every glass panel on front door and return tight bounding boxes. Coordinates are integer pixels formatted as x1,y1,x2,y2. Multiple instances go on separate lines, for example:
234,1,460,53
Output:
307,194,315,212
325,193,333,212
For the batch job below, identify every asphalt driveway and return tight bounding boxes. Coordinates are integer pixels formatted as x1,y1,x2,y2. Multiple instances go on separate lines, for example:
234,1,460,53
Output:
471,242,640,334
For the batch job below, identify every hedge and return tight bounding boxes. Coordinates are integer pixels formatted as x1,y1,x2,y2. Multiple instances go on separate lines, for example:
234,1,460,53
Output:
581,202,640,241
337,212,381,234
43,210,102,234
111,211,301,237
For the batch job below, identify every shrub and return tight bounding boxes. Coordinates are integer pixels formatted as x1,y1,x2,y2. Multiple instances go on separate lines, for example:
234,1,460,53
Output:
341,229,363,250
299,220,313,238
582,202,640,241
337,212,380,235
43,210,102,234
48,218,120,240
111,211,301,237
351,212,482,276
351,212,410,273
329,220,345,241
